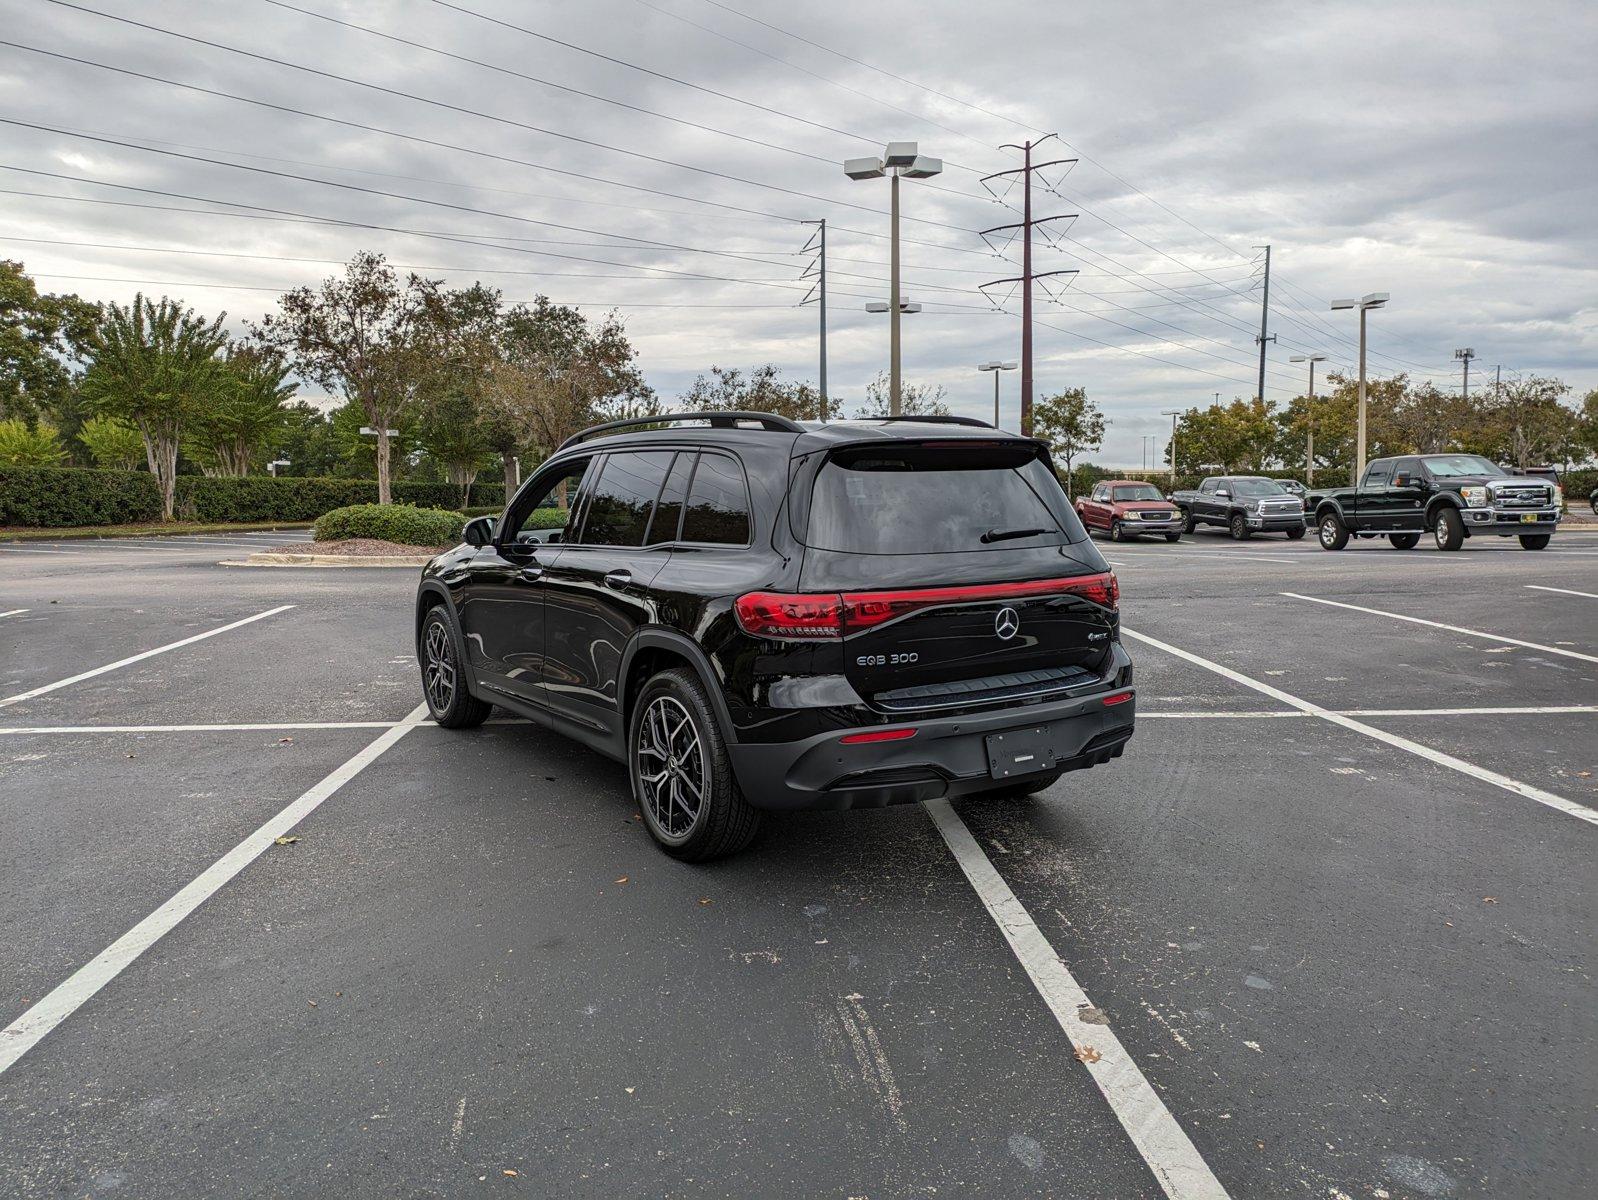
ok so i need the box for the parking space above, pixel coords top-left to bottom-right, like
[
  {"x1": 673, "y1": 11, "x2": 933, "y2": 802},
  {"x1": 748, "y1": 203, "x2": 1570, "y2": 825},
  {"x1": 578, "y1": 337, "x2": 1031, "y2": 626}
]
[{"x1": 1, "y1": 529, "x2": 1593, "y2": 1198}]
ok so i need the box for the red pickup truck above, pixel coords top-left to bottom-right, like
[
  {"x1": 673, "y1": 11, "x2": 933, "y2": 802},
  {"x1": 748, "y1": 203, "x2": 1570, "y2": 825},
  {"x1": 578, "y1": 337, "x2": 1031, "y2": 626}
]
[{"x1": 1075, "y1": 479, "x2": 1184, "y2": 542}]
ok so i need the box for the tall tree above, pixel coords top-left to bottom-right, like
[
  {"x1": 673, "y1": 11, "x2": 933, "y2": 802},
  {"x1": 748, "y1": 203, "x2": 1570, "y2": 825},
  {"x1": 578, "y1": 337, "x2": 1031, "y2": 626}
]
[
  {"x1": 0, "y1": 261, "x2": 98, "y2": 439},
  {"x1": 1033, "y1": 387, "x2": 1104, "y2": 496},
  {"x1": 417, "y1": 386, "x2": 495, "y2": 505},
  {"x1": 256, "y1": 252, "x2": 433, "y2": 503},
  {"x1": 1473, "y1": 374, "x2": 1575, "y2": 467},
  {"x1": 77, "y1": 415, "x2": 146, "y2": 470},
  {"x1": 184, "y1": 342, "x2": 294, "y2": 476},
  {"x1": 851, "y1": 370, "x2": 949, "y2": 419},
  {"x1": 80, "y1": 294, "x2": 227, "y2": 519},
  {"x1": 683, "y1": 365, "x2": 821, "y2": 420}
]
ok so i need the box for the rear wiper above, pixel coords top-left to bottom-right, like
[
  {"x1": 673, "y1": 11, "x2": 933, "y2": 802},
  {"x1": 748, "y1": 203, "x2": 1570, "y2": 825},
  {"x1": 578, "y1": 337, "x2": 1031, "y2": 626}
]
[{"x1": 980, "y1": 526, "x2": 1048, "y2": 544}]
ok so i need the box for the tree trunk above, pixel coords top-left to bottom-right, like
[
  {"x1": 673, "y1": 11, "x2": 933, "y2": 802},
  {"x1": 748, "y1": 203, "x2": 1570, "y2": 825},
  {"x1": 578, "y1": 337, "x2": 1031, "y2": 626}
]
[
  {"x1": 503, "y1": 452, "x2": 518, "y2": 497},
  {"x1": 375, "y1": 427, "x2": 392, "y2": 504},
  {"x1": 155, "y1": 436, "x2": 178, "y2": 521}
]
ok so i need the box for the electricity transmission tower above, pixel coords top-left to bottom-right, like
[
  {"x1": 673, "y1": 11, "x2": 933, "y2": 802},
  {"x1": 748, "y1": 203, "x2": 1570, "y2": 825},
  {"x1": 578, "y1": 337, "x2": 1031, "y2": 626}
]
[
  {"x1": 978, "y1": 134, "x2": 1078, "y2": 437},
  {"x1": 800, "y1": 220, "x2": 828, "y2": 420}
]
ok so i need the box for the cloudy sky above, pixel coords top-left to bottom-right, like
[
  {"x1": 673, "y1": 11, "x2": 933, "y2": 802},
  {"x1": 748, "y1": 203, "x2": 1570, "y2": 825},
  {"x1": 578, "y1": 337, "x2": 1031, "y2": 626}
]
[{"x1": 4, "y1": 0, "x2": 1595, "y2": 465}]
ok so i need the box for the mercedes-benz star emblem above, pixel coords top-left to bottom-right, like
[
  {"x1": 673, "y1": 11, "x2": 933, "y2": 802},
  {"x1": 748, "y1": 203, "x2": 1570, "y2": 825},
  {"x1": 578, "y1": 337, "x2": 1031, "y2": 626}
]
[{"x1": 994, "y1": 606, "x2": 1020, "y2": 641}]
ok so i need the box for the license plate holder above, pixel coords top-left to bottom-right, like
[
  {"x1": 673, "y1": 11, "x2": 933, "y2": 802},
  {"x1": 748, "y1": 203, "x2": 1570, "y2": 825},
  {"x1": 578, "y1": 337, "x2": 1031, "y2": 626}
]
[
  {"x1": 986, "y1": 725, "x2": 1056, "y2": 780},
  {"x1": 1520, "y1": 513, "x2": 1538, "y2": 524}
]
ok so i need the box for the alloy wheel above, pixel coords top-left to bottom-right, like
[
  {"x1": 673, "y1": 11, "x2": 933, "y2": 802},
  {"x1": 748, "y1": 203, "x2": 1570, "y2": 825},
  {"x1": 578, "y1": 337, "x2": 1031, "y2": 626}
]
[
  {"x1": 423, "y1": 620, "x2": 456, "y2": 713},
  {"x1": 636, "y1": 696, "x2": 706, "y2": 840}
]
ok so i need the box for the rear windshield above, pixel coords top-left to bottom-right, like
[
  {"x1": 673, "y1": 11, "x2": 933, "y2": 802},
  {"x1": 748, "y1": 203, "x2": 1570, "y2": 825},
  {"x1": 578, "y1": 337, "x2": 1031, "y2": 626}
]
[
  {"x1": 1112, "y1": 484, "x2": 1165, "y2": 502},
  {"x1": 804, "y1": 443, "x2": 1082, "y2": 554}
]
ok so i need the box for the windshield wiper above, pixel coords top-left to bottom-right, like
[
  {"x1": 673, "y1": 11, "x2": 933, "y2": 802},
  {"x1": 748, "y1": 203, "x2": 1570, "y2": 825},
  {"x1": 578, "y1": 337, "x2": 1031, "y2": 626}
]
[{"x1": 980, "y1": 526, "x2": 1048, "y2": 544}]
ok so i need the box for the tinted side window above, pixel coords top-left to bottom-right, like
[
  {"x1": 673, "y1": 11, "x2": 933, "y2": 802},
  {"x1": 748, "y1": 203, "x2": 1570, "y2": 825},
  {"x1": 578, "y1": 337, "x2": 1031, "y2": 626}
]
[
  {"x1": 580, "y1": 451, "x2": 674, "y2": 548},
  {"x1": 1199, "y1": 478, "x2": 1217, "y2": 494},
  {"x1": 1391, "y1": 457, "x2": 1420, "y2": 484},
  {"x1": 508, "y1": 458, "x2": 594, "y2": 544},
  {"x1": 1362, "y1": 461, "x2": 1394, "y2": 488},
  {"x1": 645, "y1": 451, "x2": 693, "y2": 544},
  {"x1": 680, "y1": 452, "x2": 751, "y2": 545}
]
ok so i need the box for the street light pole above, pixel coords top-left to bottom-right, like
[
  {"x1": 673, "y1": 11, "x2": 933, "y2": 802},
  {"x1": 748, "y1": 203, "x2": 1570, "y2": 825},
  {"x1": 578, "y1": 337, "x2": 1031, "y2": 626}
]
[
  {"x1": 1330, "y1": 293, "x2": 1388, "y2": 483},
  {"x1": 1454, "y1": 347, "x2": 1475, "y2": 402},
  {"x1": 1160, "y1": 409, "x2": 1180, "y2": 483},
  {"x1": 846, "y1": 143, "x2": 942, "y2": 416},
  {"x1": 978, "y1": 361, "x2": 1017, "y2": 429},
  {"x1": 1289, "y1": 354, "x2": 1327, "y2": 487}
]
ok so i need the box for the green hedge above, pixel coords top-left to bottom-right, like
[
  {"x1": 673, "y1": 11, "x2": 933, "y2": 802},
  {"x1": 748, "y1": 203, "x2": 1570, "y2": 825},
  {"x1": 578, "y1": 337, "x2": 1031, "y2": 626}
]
[
  {"x1": 174, "y1": 477, "x2": 505, "y2": 522},
  {"x1": 0, "y1": 465, "x2": 162, "y2": 527},
  {"x1": 313, "y1": 504, "x2": 465, "y2": 546}
]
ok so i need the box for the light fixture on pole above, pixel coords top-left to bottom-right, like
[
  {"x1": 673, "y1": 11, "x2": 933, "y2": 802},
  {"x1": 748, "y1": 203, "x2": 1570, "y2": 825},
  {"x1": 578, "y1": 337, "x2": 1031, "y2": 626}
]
[
  {"x1": 978, "y1": 360, "x2": 1017, "y2": 429},
  {"x1": 845, "y1": 141, "x2": 942, "y2": 415},
  {"x1": 1454, "y1": 347, "x2": 1475, "y2": 401},
  {"x1": 865, "y1": 298, "x2": 922, "y2": 314},
  {"x1": 1329, "y1": 293, "x2": 1388, "y2": 483},
  {"x1": 1288, "y1": 354, "x2": 1327, "y2": 487},
  {"x1": 1160, "y1": 409, "x2": 1181, "y2": 482}
]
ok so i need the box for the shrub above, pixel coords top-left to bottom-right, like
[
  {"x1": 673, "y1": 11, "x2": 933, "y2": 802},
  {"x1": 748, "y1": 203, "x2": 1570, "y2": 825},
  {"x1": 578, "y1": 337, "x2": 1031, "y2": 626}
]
[
  {"x1": 0, "y1": 419, "x2": 69, "y2": 467},
  {"x1": 525, "y1": 506, "x2": 569, "y2": 530},
  {"x1": 313, "y1": 503, "x2": 464, "y2": 546},
  {"x1": 175, "y1": 476, "x2": 505, "y2": 522},
  {"x1": 0, "y1": 465, "x2": 161, "y2": 527}
]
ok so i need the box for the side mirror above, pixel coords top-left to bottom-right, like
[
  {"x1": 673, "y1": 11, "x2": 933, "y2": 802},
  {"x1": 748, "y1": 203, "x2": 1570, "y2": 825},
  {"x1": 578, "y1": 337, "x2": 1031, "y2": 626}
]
[
  {"x1": 462, "y1": 515, "x2": 497, "y2": 547},
  {"x1": 1392, "y1": 473, "x2": 1410, "y2": 487},
  {"x1": 1215, "y1": 488, "x2": 1231, "y2": 499}
]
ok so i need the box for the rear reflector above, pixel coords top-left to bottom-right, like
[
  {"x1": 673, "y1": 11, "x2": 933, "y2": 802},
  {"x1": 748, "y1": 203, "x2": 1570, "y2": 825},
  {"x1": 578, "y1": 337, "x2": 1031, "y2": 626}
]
[
  {"x1": 839, "y1": 728, "x2": 917, "y2": 744},
  {"x1": 733, "y1": 571, "x2": 1119, "y2": 641},
  {"x1": 1103, "y1": 691, "x2": 1134, "y2": 706}
]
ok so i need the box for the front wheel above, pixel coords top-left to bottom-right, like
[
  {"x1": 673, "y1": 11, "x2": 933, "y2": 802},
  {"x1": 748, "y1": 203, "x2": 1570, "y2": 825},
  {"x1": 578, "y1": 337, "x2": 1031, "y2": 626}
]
[
  {"x1": 1180, "y1": 507, "x2": 1195, "y2": 535},
  {"x1": 1520, "y1": 533, "x2": 1551, "y2": 550},
  {"x1": 1318, "y1": 512, "x2": 1349, "y2": 550},
  {"x1": 419, "y1": 608, "x2": 492, "y2": 728},
  {"x1": 1229, "y1": 513, "x2": 1251, "y2": 540},
  {"x1": 1109, "y1": 519, "x2": 1126, "y2": 542},
  {"x1": 1389, "y1": 532, "x2": 1421, "y2": 550},
  {"x1": 1434, "y1": 507, "x2": 1465, "y2": 551},
  {"x1": 1164, "y1": 531, "x2": 1181, "y2": 543},
  {"x1": 630, "y1": 667, "x2": 759, "y2": 861}
]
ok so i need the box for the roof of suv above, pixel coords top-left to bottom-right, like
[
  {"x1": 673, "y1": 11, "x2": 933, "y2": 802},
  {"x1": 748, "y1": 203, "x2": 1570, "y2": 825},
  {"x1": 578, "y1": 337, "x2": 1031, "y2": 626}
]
[{"x1": 561, "y1": 410, "x2": 1035, "y2": 456}]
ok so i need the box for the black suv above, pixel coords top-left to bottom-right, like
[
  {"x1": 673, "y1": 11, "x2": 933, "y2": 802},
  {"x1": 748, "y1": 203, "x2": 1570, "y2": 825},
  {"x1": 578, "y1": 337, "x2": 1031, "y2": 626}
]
[{"x1": 415, "y1": 412, "x2": 1134, "y2": 860}]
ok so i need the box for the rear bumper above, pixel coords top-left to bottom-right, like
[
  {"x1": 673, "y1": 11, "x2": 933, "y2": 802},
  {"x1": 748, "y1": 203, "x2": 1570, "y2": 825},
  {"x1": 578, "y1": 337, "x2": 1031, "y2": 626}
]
[{"x1": 728, "y1": 677, "x2": 1135, "y2": 811}]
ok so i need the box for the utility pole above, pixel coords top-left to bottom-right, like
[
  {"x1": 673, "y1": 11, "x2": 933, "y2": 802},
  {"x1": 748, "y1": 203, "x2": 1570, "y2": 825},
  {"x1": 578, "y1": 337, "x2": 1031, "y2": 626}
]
[
  {"x1": 1254, "y1": 245, "x2": 1276, "y2": 404},
  {"x1": 1161, "y1": 409, "x2": 1180, "y2": 482},
  {"x1": 978, "y1": 135, "x2": 1078, "y2": 437},
  {"x1": 801, "y1": 219, "x2": 828, "y2": 419},
  {"x1": 1454, "y1": 347, "x2": 1475, "y2": 402}
]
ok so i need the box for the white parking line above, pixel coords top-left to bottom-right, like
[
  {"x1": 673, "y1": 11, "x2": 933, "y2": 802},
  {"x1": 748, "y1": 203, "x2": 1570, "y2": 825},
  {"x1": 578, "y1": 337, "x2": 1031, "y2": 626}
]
[
  {"x1": 0, "y1": 721, "x2": 400, "y2": 734},
  {"x1": 1526, "y1": 584, "x2": 1598, "y2": 600},
  {"x1": 0, "y1": 605, "x2": 295, "y2": 710},
  {"x1": 0, "y1": 545, "x2": 84, "y2": 555},
  {"x1": 0, "y1": 702, "x2": 430, "y2": 1078},
  {"x1": 0, "y1": 608, "x2": 27, "y2": 619},
  {"x1": 1123, "y1": 627, "x2": 1598, "y2": 827},
  {"x1": 1140, "y1": 705, "x2": 1598, "y2": 719},
  {"x1": 1280, "y1": 592, "x2": 1598, "y2": 665},
  {"x1": 926, "y1": 798, "x2": 1229, "y2": 1199}
]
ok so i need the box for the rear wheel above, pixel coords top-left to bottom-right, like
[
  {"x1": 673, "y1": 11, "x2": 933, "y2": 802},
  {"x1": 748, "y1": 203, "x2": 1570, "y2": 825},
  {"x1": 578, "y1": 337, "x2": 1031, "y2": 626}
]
[
  {"x1": 1318, "y1": 512, "x2": 1349, "y2": 551},
  {"x1": 1389, "y1": 532, "x2": 1421, "y2": 550},
  {"x1": 1433, "y1": 507, "x2": 1465, "y2": 551},
  {"x1": 419, "y1": 608, "x2": 492, "y2": 728},
  {"x1": 630, "y1": 667, "x2": 759, "y2": 861},
  {"x1": 1229, "y1": 512, "x2": 1251, "y2": 540},
  {"x1": 1519, "y1": 533, "x2": 1551, "y2": 550},
  {"x1": 1164, "y1": 531, "x2": 1181, "y2": 543}
]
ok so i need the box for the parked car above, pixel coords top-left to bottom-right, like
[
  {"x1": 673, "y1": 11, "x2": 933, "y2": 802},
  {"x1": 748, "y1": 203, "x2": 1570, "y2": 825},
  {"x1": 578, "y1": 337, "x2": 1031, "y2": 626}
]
[
  {"x1": 1306, "y1": 453, "x2": 1560, "y2": 551},
  {"x1": 1590, "y1": 484, "x2": 1598, "y2": 517},
  {"x1": 1075, "y1": 479, "x2": 1183, "y2": 542},
  {"x1": 415, "y1": 412, "x2": 1135, "y2": 860},
  {"x1": 1169, "y1": 476, "x2": 1308, "y2": 540}
]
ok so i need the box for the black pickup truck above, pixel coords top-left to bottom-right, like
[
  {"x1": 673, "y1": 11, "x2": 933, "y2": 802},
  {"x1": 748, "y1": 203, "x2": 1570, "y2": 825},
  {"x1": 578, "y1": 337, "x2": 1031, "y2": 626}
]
[
  {"x1": 1307, "y1": 453, "x2": 1561, "y2": 551},
  {"x1": 1169, "y1": 476, "x2": 1308, "y2": 540}
]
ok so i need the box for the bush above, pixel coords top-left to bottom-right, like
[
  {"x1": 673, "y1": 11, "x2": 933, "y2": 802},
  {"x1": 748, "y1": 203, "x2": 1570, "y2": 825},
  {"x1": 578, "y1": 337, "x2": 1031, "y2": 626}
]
[
  {"x1": 174, "y1": 477, "x2": 506, "y2": 522},
  {"x1": 0, "y1": 465, "x2": 162, "y2": 527},
  {"x1": 1562, "y1": 467, "x2": 1596, "y2": 507},
  {"x1": 313, "y1": 503, "x2": 464, "y2": 546},
  {"x1": 525, "y1": 506, "x2": 569, "y2": 530}
]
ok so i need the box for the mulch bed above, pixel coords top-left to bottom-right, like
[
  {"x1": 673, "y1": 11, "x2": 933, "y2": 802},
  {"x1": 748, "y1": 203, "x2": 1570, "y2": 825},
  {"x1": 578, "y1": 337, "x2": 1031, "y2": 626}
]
[{"x1": 274, "y1": 538, "x2": 448, "y2": 557}]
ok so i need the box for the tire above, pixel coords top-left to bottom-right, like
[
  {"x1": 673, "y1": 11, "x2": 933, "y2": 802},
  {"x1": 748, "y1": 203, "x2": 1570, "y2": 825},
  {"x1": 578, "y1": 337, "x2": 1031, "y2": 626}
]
[
  {"x1": 1389, "y1": 533, "x2": 1421, "y2": 550},
  {"x1": 1229, "y1": 512, "x2": 1251, "y2": 540},
  {"x1": 1109, "y1": 519, "x2": 1126, "y2": 542},
  {"x1": 629, "y1": 667, "x2": 759, "y2": 862},
  {"x1": 1519, "y1": 534, "x2": 1551, "y2": 550},
  {"x1": 1433, "y1": 506, "x2": 1465, "y2": 551},
  {"x1": 1164, "y1": 532, "x2": 1181, "y2": 543},
  {"x1": 419, "y1": 607, "x2": 492, "y2": 728},
  {"x1": 1180, "y1": 507, "x2": 1195, "y2": 535},
  {"x1": 1285, "y1": 525, "x2": 1307, "y2": 540},
  {"x1": 1318, "y1": 511, "x2": 1349, "y2": 551}
]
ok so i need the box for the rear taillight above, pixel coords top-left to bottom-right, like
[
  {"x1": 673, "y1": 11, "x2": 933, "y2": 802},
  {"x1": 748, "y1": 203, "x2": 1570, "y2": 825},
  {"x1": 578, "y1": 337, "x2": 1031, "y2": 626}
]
[
  {"x1": 734, "y1": 571, "x2": 1118, "y2": 642},
  {"x1": 1102, "y1": 690, "x2": 1134, "y2": 706}
]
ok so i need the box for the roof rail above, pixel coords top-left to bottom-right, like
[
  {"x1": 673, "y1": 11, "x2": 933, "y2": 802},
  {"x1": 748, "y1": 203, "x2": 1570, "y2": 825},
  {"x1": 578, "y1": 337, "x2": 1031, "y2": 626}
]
[
  {"x1": 875, "y1": 414, "x2": 993, "y2": 429},
  {"x1": 558, "y1": 410, "x2": 806, "y2": 450}
]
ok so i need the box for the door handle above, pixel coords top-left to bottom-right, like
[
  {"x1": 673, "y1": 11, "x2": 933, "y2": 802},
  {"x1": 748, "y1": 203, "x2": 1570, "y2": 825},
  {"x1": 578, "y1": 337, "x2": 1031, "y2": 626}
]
[
  {"x1": 518, "y1": 564, "x2": 544, "y2": 582},
  {"x1": 603, "y1": 568, "x2": 632, "y2": 589}
]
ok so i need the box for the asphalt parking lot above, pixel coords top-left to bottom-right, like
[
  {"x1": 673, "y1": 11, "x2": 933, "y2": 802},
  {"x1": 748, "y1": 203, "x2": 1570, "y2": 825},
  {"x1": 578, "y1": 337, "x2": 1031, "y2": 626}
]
[{"x1": 1, "y1": 526, "x2": 1594, "y2": 1199}]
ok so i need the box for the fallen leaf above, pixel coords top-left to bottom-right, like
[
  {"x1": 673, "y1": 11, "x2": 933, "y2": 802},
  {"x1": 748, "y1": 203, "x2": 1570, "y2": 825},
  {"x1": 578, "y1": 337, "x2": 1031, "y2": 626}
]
[
  {"x1": 307, "y1": 1000, "x2": 317, "y2": 1007},
  {"x1": 614, "y1": 875, "x2": 629, "y2": 885},
  {"x1": 503, "y1": 1168, "x2": 518, "y2": 1177},
  {"x1": 274, "y1": 835, "x2": 299, "y2": 846},
  {"x1": 1482, "y1": 896, "x2": 1497, "y2": 904},
  {"x1": 698, "y1": 897, "x2": 713, "y2": 906},
  {"x1": 624, "y1": 1086, "x2": 635, "y2": 1095},
  {"x1": 1577, "y1": 771, "x2": 1591, "y2": 778},
  {"x1": 278, "y1": 737, "x2": 293, "y2": 745},
  {"x1": 1074, "y1": 1045, "x2": 1102, "y2": 1064}
]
